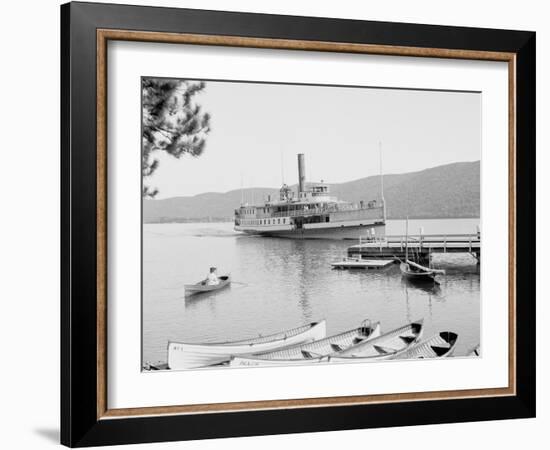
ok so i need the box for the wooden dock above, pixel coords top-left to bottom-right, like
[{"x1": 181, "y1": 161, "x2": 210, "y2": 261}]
[
  {"x1": 331, "y1": 258, "x2": 395, "y2": 270},
  {"x1": 347, "y1": 233, "x2": 480, "y2": 263}
]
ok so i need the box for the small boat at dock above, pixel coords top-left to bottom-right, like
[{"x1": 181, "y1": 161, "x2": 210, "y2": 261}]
[
  {"x1": 391, "y1": 331, "x2": 458, "y2": 359},
  {"x1": 230, "y1": 320, "x2": 381, "y2": 367},
  {"x1": 184, "y1": 275, "x2": 231, "y2": 295},
  {"x1": 399, "y1": 218, "x2": 445, "y2": 282},
  {"x1": 168, "y1": 320, "x2": 327, "y2": 369},
  {"x1": 400, "y1": 260, "x2": 445, "y2": 281}
]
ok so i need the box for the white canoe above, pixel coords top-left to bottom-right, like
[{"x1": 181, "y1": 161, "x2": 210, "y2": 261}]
[
  {"x1": 230, "y1": 321, "x2": 381, "y2": 367},
  {"x1": 184, "y1": 275, "x2": 231, "y2": 294},
  {"x1": 327, "y1": 320, "x2": 424, "y2": 363},
  {"x1": 168, "y1": 320, "x2": 327, "y2": 369},
  {"x1": 391, "y1": 331, "x2": 458, "y2": 359}
]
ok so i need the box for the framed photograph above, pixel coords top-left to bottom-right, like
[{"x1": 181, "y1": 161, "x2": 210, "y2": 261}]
[{"x1": 61, "y1": 1, "x2": 535, "y2": 447}]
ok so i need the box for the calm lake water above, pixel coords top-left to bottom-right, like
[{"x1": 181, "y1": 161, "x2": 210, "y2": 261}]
[{"x1": 142, "y1": 218, "x2": 480, "y2": 366}]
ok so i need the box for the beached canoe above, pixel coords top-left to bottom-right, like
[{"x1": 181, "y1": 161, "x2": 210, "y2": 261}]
[
  {"x1": 184, "y1": 275, "x2": 231, "y2": 295},
  {"x1": 327, "y1": 320, "x2": 424, "y2": 362},
  {"x1": 168, "y1": 320, "x2": 327, "y2": 369},
  {"x1": 391, "y1": 331, "x2": 458, "y2": 359},
  {"x1": 230, "y1": 320, "x2": 381, "y2": 367}
]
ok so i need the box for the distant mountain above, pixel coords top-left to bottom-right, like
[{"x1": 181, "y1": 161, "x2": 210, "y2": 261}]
[{"x1": 143, "y1": 161, "x2": 480, "y2": 223}]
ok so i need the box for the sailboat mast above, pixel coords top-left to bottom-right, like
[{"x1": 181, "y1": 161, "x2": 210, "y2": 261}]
[
  {"x1": 405, "y1": 216, "x2": 409, "y2": 261},
  {"x1": 379, "y1": 141, "x2": 386, "y2": 222}
]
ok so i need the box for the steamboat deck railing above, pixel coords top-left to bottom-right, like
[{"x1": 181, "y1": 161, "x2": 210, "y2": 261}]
[
  {"x1": 241, "y1": 204, "x2": 383, "y2": 219},
  {"x1": 265, "y1": 208, "x2": 333, "y2": 218}
]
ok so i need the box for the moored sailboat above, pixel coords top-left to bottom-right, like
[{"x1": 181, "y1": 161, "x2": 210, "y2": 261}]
[
  {"x1": 400, "y1": 260, "x2": 444, "y2": 281},
  {"x1": 400, "y1": 218, "x2": 445, "y2": 281}
]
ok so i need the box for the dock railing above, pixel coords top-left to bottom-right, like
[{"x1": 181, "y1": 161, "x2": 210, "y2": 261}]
[{"x1": 357, "y1": 233, "x2": 480, "y2": 253}]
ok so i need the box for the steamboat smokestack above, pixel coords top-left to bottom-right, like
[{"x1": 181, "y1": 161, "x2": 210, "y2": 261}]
[{"x1": 297, "y1": 153, "x2": 306, "y2": 193}]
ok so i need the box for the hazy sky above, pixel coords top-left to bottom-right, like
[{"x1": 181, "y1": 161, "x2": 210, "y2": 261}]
[{"x1": 146, "y1": 80, "x2": 480, "y2": 199}]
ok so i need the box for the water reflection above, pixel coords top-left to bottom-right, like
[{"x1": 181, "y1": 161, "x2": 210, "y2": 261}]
[{"x1": 401, "y1": 278, "x2": 442, "y2": 296}]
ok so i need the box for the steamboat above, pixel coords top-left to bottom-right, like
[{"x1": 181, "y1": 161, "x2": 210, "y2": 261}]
[{"x1": 234, "y1": 154, "x2": 386, "y2": 239}]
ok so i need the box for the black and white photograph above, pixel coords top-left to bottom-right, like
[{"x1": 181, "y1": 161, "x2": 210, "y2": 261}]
[{"x1": 141, "y1": 77, "x2": 481, "y2": 371}]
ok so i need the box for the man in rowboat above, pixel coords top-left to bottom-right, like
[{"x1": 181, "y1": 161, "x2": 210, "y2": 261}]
[{"x1": 205, "y1": 267, "x2": 220, "y2": 285}]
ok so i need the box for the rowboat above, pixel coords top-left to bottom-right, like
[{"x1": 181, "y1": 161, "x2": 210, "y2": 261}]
[
  {"x1": 391, "y1": 331, "x2": 458, "y2": 359},
  {"x1": 184, "y1": 275, "x2": 231, "y2": 295},
  {"x1": 327, "y1": 320, "x2": 424, "y2": 362},
  {"x1": 168, "y1": 320, "x2": 327, "y2": 369},
  {"x1": 230, "y1": 320, "x2": 381, "y2": 367}
]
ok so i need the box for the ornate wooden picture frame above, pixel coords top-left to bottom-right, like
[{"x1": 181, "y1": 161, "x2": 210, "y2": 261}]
[{"x1": 61, "y1": 2, "x2": 535, "y2": 447}]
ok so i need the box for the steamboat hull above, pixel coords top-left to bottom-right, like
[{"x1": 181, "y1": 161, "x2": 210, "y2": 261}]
[{"x1": 236, "y1": 222, "x2": 385, "y2": 240}]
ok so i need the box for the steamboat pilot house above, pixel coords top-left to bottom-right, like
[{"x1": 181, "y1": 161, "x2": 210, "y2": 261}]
[{"x1": 234, "y1": 154, "x2": 386, "y2": 239}]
